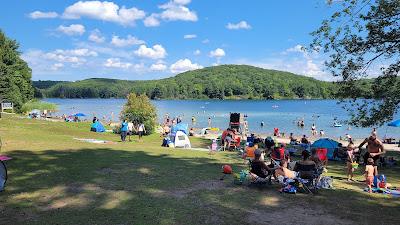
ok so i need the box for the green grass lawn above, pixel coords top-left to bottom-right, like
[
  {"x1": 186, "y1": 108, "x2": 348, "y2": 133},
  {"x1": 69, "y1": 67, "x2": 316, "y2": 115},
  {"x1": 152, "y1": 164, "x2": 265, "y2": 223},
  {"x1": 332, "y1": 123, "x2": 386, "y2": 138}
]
[{"x1": 0, "y1": 114, "x2": 399, "y2": 225}]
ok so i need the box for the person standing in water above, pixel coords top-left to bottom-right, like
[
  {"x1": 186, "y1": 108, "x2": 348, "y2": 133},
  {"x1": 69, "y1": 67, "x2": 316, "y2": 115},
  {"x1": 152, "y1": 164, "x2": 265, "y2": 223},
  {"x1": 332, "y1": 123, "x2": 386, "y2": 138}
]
[
  {"x1": 261, "y1": 121, "x2": 264, "y2": 127},
  {"x1": 208, "y1": 117, "x2": 212, "y2": 127},
  {"x1": 311, "y1": 123, "x2": 317, "y2": 136}
]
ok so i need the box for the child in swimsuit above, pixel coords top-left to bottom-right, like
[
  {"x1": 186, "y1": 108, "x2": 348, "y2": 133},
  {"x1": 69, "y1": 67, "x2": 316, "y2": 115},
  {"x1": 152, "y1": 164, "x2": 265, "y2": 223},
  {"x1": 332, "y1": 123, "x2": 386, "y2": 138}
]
[
  {"x1": 346, "y1": 143, "x2": 356, "y2": 181},
  {"x1": 365, "y1": 158, "x2": 375, "y2": 193}
]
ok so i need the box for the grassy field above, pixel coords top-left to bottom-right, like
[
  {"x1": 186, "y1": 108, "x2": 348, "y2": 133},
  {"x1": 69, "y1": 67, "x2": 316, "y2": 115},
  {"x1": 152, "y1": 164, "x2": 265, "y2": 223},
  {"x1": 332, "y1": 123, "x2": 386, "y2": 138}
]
[{"x1": 0, "y1": 114, "x2": 399, "y2": 225}]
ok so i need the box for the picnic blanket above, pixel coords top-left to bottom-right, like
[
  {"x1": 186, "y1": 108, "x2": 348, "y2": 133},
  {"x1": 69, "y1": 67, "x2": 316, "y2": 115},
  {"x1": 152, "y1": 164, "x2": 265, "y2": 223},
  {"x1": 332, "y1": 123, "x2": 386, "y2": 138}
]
[
  {"x1": 73, "y1": 138, "x2": 113, "y2": 144},
  {"x1": 363, "y1": 187, "x2": 400, "y2": 197}
]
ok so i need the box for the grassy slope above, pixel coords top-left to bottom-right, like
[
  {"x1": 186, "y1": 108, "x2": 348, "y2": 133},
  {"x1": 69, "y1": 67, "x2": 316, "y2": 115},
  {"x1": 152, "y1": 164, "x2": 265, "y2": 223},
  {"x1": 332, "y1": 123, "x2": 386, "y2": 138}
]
[{"x1": 0, "y1": 115, "x2": 399, "y2": 225}]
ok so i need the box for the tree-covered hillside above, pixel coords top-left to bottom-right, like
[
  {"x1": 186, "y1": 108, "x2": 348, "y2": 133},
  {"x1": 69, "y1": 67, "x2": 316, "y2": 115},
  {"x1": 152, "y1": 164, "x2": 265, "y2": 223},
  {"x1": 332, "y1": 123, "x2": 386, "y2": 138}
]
[{"x1": 35, "y1": 65, "x2": 336, "y2": 99}]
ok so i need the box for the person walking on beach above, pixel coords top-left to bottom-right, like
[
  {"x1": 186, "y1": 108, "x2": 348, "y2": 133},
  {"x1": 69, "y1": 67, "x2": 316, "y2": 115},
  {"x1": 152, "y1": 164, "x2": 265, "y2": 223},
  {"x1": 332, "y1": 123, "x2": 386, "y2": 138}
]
[
  {"x1": 120, "y1": 119, "x2": 128, "y2": 142},
  {"x1": 358, "y1": 135, "x2": 385, "y2": 175},
  {"x1": 128, "y1": 121, "x2": 134, "y2": 142},
  {"x1": 138, "y1": 123, "x2": 146, "y2": 142}
]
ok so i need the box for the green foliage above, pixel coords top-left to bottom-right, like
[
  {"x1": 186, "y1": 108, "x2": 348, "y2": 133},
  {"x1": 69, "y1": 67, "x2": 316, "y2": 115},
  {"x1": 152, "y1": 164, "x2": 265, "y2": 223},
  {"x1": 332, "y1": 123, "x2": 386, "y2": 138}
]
[
  {"x1": 311, "y1": 0, "x2": 400, "y2": 127},
  {"x1": 0, "y1": 29, "x2": 33, "y2": 111},
  {"x1": 121, "y1": 93, "x2": 157, "y2": 135},
  {"x1": 21, "y1": 99, "x2": 58, "y2": 113},
  {"x1": 36, "y1": 65, "x2": 336, "y2": 100}
]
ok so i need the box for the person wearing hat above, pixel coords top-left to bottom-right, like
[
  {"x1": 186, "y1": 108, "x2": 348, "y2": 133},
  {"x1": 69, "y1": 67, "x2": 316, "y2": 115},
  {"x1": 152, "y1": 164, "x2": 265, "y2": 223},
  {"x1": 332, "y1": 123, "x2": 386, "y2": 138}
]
[{"x1": 250, "y1": 149, "x2": 271, "y2": 178}]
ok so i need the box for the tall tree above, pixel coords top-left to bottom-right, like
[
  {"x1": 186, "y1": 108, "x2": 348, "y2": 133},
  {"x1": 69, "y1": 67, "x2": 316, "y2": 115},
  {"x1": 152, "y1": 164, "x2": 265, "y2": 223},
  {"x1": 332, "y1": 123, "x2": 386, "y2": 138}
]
[
  {"x1": 0, "y1": 30, "x2": 33, "y2": 111},
  {"x1": 311, "y1": 0, "x2": 400, "y2": 127}
]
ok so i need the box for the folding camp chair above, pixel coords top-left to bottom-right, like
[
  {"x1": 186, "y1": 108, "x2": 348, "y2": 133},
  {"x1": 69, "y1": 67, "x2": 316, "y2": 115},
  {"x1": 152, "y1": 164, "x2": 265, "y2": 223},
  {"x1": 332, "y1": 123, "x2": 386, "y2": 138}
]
[
  {"x1": 247, "y1": 158, "x2": 273, "y2": 186},
  {"x1": 295, "y1": 168, "x2": 323, "y2": 194},
  {"x1": 0, "y1": 160, "x2": 7, "y2": 192}
]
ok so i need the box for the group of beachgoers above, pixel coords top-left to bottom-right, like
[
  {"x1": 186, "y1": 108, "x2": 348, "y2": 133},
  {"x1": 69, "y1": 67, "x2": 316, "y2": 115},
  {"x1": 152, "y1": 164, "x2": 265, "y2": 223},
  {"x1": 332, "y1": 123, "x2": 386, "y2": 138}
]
[
  {"x1": 240, "y1": 128, "x2": 387, "y2": 193},
  {"x1": 119, "y1": 119, "x2": 146, "y2": 142}
]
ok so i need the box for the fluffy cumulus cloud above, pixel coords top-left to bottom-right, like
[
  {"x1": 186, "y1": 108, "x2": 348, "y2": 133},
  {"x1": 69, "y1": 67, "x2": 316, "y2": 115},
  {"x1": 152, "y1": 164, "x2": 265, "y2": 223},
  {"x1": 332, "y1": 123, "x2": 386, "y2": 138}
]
[
  {"x1": 88, "y1": 29, "x2": 105, "y2": 43},
  {"x1": 170, "y1": 58, "x2": 202, "y2": 73},
  {"x1": 104, "y1": 58, "x2": 132, "y2": 69},
  {"x1": 53, "y1": 48, "x2": 98, "y2": 57},
  {"x1": 63, "y1": 1, "x2": 145, "y2": 26},
  {"x1": 226, "y1": 21, "x2": 251, "y2": 30},
  {"x1": 184, "y1": 34, "x2": 197, "y2": 39},
  {"x1": 193, "y1": 49, "x2": 201, "y2": 55},
  {"x1": 143, "y1": 13, "x2": 160, "y2": 27},
  {"x1": 209, "y1": 48, "x2": 226, "y2": 58},
  {"x1": 51, "y1": 63, "x2": 64, "y2": 71},
  {"x1": 111, "y1": 35, "x2": 145, "y2": 47},
  {"x1": 150, "y1": 62, "x2": 167, "y2": 71},
  {"x1": 158, "y1": 0, "x2": 197, "y2": 22},
  {"x1": 134, "y1": 44, "x2": 167, "y2": 59},
  {"x1": 285, "y1": 44, "x2": 305, "y2": 53},
  {"x1": 29, "y1": 11, "x2": 58, "y2": 19},
  {"x1": 57, "y1": 24, "x2": 85, "y2": 36}
]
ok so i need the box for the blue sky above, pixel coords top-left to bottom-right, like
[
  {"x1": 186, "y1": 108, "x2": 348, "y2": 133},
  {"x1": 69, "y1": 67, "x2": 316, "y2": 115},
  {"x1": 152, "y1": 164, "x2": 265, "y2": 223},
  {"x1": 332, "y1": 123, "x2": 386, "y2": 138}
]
[{"x1": 0, "y1": 0, "x2": 339, "y2": 81}]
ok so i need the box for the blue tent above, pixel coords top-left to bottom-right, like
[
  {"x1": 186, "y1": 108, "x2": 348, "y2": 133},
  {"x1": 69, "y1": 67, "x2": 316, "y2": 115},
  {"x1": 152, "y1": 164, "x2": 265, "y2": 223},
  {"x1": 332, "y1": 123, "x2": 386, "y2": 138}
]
[
  {"x1": 311, "y1": 138, "x2": 340, "y2": 160},
  {"x1": 90, "y1": 121, "x2": 105, "y2": 132},
  {"x1": 74, "y1": 113, "x2": 87, "y2": 117},
  {"x1": 388, "y1": 119, "x2": 400, "y2": 127},
  {"x1": 171, "y1": 123, "x2": 189, "y2": 135}
]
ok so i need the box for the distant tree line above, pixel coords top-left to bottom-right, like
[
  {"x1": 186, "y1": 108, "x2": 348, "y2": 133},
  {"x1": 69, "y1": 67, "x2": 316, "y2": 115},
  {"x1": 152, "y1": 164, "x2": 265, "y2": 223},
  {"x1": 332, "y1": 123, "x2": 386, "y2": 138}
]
[{"x1": 35, "y1": 65, "x2": 338, "y2": 100}]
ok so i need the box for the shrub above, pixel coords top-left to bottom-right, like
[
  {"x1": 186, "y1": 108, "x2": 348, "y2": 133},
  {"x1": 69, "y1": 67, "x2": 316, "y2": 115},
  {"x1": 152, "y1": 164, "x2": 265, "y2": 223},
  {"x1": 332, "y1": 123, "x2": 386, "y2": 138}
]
[{"x1": 120, "y1": 93, "x2": 157, "y2": 135}]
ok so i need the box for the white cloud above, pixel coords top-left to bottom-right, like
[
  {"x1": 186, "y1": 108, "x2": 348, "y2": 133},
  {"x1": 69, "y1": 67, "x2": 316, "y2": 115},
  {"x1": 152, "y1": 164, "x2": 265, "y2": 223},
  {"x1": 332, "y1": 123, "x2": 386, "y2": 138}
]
[
  {"x1": 51, "y1": 63, "x2": 64, "y2": 71},
  {"x1": 159, "y1": 1, "x2": 197, "y2": 22},
  {"x1": 57, "y1": 24, "x2": 85, "y2": 36},
  {"x1": 144, "y1": 14, "x2": 160, "y2": 27},
  {"x1": 53, "y1": 48, "x2": 98, "y2": 57},
  {"x1": 184, "y1": 34, "x2": 197, "y2": 39},
  {"x1": 150, "y1": 63, "x2": 167, "y2": 71},
  {"x1": 209, "y1": 48, "x2": 226, "y2": 58},
  {"x1": 226, "y1": 21, "x2": 251, "y2": 30},
  {"x1": 29, "y1": 11, "x2": 58, "y2": 19},
  {"x1": 111, "y1": 35, "x2": 145, "y2": 47},
  {"x1": 104, "y1": 58, "x2": 132, "y2": 69},
  {"x1": 173, "y1": 0, "x2": 191, "y2": 5},
  {"x1": 63, "y1": 1, "x2": 145, "y2": 26},
  {"x1": 286, "y1": 44, "x2": 305, "y2": 53},
  {"x1": 193, "y1": 49, "x2": 201, "y2": 55},
  {"x1": 88, "y1": 29, "x2": 105, "y2": 43},
  {"x1": 170, "y1": 58, "x2": 202, "y2": 73},
  {"x1": 202, "y1": 39, "x2": 210, "y2": 44},
  {"x1": 134, "y1": 44, "x2": 167, "y2": 59}
]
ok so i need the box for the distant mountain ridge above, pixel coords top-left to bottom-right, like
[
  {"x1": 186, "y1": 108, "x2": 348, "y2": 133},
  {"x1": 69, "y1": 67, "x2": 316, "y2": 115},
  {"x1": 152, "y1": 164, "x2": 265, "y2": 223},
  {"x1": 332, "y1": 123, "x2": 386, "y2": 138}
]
[{"x1": 33, "y1": 64, "x2": 336, "y2": 99}]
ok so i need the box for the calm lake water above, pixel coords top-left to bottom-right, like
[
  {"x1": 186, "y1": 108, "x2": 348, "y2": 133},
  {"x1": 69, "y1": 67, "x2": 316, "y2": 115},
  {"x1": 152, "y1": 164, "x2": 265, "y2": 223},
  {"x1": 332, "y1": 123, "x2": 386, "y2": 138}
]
[{"x1": 44, "y1": 98, "x2": 400, "y2": 139}]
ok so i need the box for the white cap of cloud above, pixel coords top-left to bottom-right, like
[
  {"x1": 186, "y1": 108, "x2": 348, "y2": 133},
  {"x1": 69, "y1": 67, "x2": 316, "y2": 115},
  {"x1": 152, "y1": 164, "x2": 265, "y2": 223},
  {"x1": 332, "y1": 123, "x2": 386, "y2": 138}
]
[
  {"x1": 193, "y1": 49, "x2": 201, "y2": 55},
  {"x1": 57, "y1": 24, "x2": 85, "y2": 36},
  {"x1": 88, "y1": 29, "x2": 105, "y2": 43},
  {"x1": 51, "y1": 63, "x2": 64, "y2": 71},
  {"x1": 150, "y1": 63, "x2": 167, "y2": 71},
  {"x1": 63, "y1": 1, "x2": 145, "y2": 26},
  {"x1": 29, "y1": 11, "x2": 58, "y2": 19},
  {"x1": 209, "y1": 48, "x2": 225, "y2": 58},
  {"x1": 184, "y1": 34, "x2": 197, "y2": 39},
  {"x1": 173, "y1": 0, "x2": 191, "y2": 5},
  {"x1": 53, "y1": 48, "x2": 98, "y2": 57},
  {"x1": 134, "y1": 44, "x2": 167, "y2": 59},
  {"x1": 144, "y1": 14, "x2": 160, "y2": 27},
  {"x1": 159, "y1": 0, "x2": 197, "y2": 22},
  {"x1": 111, "y1": 35, "x2": 145, "y2": 47},
  {"x1": 226, "y1": 21, "x2": 251, "y2": 30},
  {"x1": 104, "y1": 58, "x2": 132, "y2": 69},
  {"x1": 170, "y1": 59, "x2": 202, "y2": 73}
]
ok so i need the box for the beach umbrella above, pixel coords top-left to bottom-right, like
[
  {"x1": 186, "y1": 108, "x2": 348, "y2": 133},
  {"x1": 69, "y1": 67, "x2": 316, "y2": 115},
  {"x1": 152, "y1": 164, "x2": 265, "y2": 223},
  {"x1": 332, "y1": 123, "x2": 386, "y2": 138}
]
[
  {"x1": 388, "y1": 119, "x2": 400, "y2": 127},
  {"x1": 73, "y1": 113, "x2": 87, "y2": 117}
]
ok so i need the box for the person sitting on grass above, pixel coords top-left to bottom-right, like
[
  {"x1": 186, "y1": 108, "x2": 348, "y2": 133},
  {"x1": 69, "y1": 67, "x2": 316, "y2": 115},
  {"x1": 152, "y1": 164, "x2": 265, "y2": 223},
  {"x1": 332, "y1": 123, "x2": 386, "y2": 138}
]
[
  {"x1": 365, "y1": 158, "x2": 376, "y2": 193},
  {"x1": 250, "y1": 149, "x2": 271, "y2": 179},
  {"x1": 294, "y1": 150, "x2": 316, "y2": 180},
  {"x1": 275, "y1": 159, "x2": 296, "y2": 179},
  {"x1": 289, "y1": 133, "x2": 298, "y2": 145}
]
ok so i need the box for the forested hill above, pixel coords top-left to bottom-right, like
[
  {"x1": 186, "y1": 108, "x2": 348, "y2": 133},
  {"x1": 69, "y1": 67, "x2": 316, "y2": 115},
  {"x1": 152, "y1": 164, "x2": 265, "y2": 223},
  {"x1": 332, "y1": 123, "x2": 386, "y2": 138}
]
[{"x1": 34, "y1": 65, "x2": 336, "y2": 99}]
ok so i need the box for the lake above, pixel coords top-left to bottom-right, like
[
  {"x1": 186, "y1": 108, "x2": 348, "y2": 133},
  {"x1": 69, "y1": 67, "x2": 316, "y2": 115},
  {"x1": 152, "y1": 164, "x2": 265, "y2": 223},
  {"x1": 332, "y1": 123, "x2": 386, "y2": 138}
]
[{"x1": 44, "y1": 98, "x2": 400, "y2": 139}]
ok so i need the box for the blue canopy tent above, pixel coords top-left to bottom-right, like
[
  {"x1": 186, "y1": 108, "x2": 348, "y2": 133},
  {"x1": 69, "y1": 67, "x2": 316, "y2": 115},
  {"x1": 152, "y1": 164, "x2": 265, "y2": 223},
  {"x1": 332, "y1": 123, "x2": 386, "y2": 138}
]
[
  {"x1": 74, "y1": 113, "x2": 87, "y2": 117},
  {"x1": 311, "y1": 138, "x2": 340, "y2": 160}
]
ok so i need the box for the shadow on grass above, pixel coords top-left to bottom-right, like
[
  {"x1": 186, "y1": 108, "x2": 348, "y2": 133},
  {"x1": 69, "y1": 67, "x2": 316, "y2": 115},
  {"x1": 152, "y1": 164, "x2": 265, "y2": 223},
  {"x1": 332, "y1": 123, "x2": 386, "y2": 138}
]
[{"x1": 0, "y1": 148, "x2": 399, "y2": 225}]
